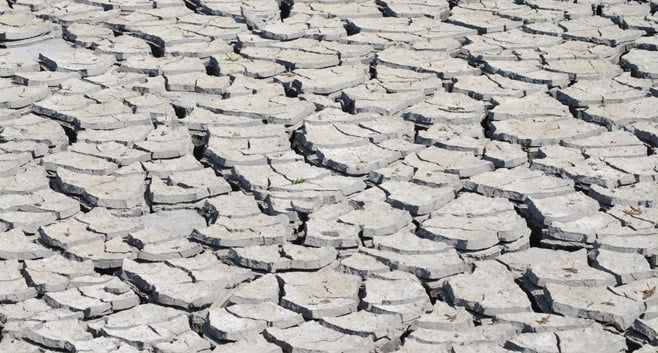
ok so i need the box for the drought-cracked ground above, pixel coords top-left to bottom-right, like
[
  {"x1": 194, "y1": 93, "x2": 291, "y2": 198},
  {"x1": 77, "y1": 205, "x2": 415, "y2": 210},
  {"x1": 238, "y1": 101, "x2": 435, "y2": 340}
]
[{"x1": 0, "y1": 0, "x2": 657, "y2": 351}]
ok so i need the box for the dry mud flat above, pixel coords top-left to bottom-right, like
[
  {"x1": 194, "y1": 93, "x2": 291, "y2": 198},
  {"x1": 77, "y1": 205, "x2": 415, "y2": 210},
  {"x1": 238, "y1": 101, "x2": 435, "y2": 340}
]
[{"x1": 0, "y1": 0, "x2": 657, "y2": 351}]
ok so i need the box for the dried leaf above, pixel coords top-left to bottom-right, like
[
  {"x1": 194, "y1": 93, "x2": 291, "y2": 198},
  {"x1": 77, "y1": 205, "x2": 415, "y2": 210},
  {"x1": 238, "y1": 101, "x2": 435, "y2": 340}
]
[
  {"x1": 444, "y1": 314, "x2": 457, "y2": 322},
  {"x1": 536, "y1": 316, "x2": 550, "y2": 324},
  {"x1": 562, "y1": 264, "x2": 578, "y2": 274},
  {"x1": 623, "y1": 206, "x2": 643, "y2": 216},
  {"x1": 642, "y1": 286, "x2": 656, "y2": 300}
]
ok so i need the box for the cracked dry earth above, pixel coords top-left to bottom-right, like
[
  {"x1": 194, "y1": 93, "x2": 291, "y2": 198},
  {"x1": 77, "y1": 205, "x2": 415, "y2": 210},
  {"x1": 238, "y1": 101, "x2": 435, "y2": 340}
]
[{"x1": 0, "y1": 0, "x2": 657, "y2": 352}]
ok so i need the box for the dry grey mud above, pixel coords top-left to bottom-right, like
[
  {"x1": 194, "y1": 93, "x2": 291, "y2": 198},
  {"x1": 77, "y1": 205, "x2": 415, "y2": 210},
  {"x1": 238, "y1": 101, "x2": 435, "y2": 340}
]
[{"x1": 0, "y1": 0, "x2": 656, "y2": 352}]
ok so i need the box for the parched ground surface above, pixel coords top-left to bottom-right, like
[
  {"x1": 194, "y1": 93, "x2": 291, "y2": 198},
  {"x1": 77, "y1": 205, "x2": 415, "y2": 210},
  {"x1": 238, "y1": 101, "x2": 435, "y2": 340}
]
[{"x1": 0, "y1": 0, "x2": 657, "y2": 352}]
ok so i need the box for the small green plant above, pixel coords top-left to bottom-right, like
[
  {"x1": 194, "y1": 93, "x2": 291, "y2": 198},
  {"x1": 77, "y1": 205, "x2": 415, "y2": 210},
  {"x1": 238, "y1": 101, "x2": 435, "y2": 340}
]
[
  {"x1": 225, "y1": 53, "x2": 240, "y2": 62},
  {"x1": 284, "y1": 66, "x2": 295, "y2": 77},
  {"x1": 291, "y1": 178, "x2": 306, "y2": 184}
]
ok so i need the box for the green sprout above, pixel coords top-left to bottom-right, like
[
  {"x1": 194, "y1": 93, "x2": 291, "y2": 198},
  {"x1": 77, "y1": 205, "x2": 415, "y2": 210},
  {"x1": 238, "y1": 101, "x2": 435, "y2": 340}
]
[{"x1": 224, "y1": 53, "x2": 240, "y2": 62}]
